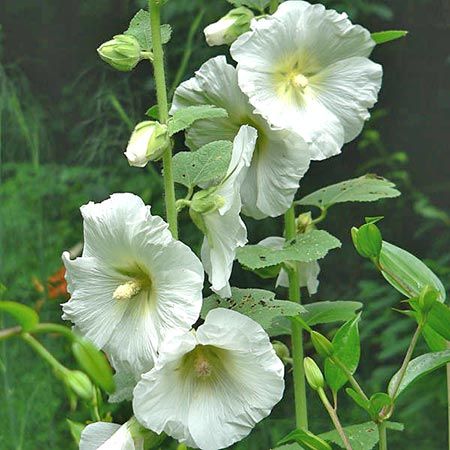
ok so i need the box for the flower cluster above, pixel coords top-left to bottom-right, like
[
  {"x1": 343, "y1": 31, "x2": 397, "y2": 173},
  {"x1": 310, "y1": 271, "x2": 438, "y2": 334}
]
[{"x1": 66, "y1": 1, "x2": 383, "y2": 449}]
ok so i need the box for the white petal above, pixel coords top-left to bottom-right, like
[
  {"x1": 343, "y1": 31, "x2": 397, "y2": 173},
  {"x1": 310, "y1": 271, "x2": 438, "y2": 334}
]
[{"x1": 80, "y1": 422, "x2": 135, "y2": 450}]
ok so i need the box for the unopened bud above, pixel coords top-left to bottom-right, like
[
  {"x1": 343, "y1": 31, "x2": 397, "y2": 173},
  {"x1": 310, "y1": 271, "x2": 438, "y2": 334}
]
[
  {"x1": 190, "y1": 188, "x2": 225, "y2": 215},
  {"x1": 351, "y1": 223, "x2": 382, "y2": 259},
  {"x1": 296, "y1": 212, "x2": 314, "y2": 234},
  {"x1": 204, "y1": 7, "x2": 254, "y2": 47},
  {"x1": 125, "y1": 121, "x2": 169, "y2": 167},
  {"x1": 272, "y1": 340, "x2": 290, "y2": 363},
  {"x1": 418, "y1": 285, "x2": 439, "y2": 314},
  {"x1": 304, "y1": 357, "x2": 325, "y2": 391},
  {"x1": 97, "y1": 34, "x2": 141, "y2": 72},
  {"x1": 64, "y1": 370, "x2": 94, "y2": 400},
  {"x1": 310, "y1": 331, "x2": 334, "y2": 358}
]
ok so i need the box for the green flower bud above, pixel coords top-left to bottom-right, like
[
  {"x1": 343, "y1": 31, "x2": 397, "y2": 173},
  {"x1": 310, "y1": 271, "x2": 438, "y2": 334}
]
[
  {"x1": 272, "y1": 340, "x2": 291, "y2": 363},
  {"x1": 418, "y1": 285, "x2": 439, "y2": 314},
  {"x1": 64, "y1": 370, "x2": 94, "y2": 400},
  {"x1": 125, "y1": 121, "x2": 169, "y2": 167},
  {"x1": 304, "y1": 357, "x2": 325, "y2": 391},
  {"x1": 97, "y1": 34, "x2": 142, "y2": 72},
  {"x1": 296, "y1": 211, "x2": 314, "y2": 234},
  {"x1": 351, "y1": 223, "x2": 382, "y2": 259},
  {"x1": 203, "y1": 7, "x2": 254, "y2": 46},
  {"x1": 310, "y1": 331, "x2": 334, "y2": 358},
  {"x1": 190, "y1": 188, "x2": 225, "y2": 215}
]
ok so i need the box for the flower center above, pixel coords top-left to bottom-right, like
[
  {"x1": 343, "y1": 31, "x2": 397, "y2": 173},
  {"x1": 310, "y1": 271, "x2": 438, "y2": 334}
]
[
  {"x1": 113, "y1": 279, "x2": 143, "y2": 301},
  {"x1": 179, "y1": 344, "x2": 229, "y2": 381},
  {"x1": 291, "y1": 73, "x2": 309, "y2": 90},
  {"x1": 194, "y1": 354, "x2": 212, "y2": 378}
]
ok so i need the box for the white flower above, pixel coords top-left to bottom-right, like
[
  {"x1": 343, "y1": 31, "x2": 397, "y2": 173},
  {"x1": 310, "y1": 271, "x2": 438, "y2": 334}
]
[
  {"x1": 133, "y1": 308, "x2": 285, "y2": 450},
  {"x1": 124, "y1": 121, "x2": 169, "y2": 167},
  {"x1": 80, "y1": 419, "x2": 142, "y2": 450},
  {"x1": 259, "y1": 236, "x2": 320, "y2": 295},
  {"x1": 171, "y1": 55, "x2": 310, "y2": 219},
  {"x1": 230, "y1": 0, "x2": 383, "y2": 160},
  {"x1": 62, "y1": 193, "x2": 204, "y2": 375},
  {"x1": 193, "y1": 125, "x2": 256, "y2": 297}
]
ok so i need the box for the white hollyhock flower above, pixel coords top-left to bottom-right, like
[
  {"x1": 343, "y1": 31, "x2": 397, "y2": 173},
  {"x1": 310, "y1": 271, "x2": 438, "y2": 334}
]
[
  {"x1": 192, "y1": 125, "x2": 257, "y2": 297},
  {"x1": 133, "y1": 308, "x2": 285, "y2": 450},
  {"x1": 259, "y1": 236, "x2": 320, "y2": 295},
  {"x1": 171, "y1": 56, "x2": 310, "y2": 219},
  {"x1": 230, "y1": 0, "x2": 383, "y2": 160},
  {"x1": 80, "y1": 419, "x2": 142, "y2": 450},
  {"x1": 62, "y1": 193, "x2": 204, "y2": 374}
]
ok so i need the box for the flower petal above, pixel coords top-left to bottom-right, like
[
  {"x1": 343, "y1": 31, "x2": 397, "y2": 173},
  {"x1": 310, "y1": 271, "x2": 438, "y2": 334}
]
[{"x1": 80, "y1": 422, "x2": 136, "y2": 450}]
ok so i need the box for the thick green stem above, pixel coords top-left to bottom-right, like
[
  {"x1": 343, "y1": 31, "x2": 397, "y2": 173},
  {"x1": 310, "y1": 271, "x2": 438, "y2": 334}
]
[
  {"x1": 285, "y1": 205, "x2": 308, "y2": 429},
  {"x1": 377, "y1": 422, "x2": 387, "y2": 450},
  {"x1": 149, "y1": 0, "x2": 178, "y2": 238}
]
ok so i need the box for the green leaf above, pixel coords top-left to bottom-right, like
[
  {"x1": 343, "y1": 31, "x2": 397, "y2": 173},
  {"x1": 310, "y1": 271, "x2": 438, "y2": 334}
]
[
  {"x1": 237, "y1": 230, "x2": 341, "y2": 270},
  {"x1": 228, "y1": 0, "x2": 271, "y2": 12},
  {"x1": 371, "y1": 30, "x2": 408, "y2": 45},
  {"x1": 278, "y1": 428, "x2": 331, "y2": 450},
  {"x1": 325, "y1": 316, "x2": 360, "y2": 392},
  {"x1": 422, "y1": 324, "x2": 447, "y2": 352},
  {"x1": 301, "y1": 301, "x2": 362, "y2": 326},
  {"x1": 346, "y1": 388, "x2": 370, "y2": 412},
  {"x1": 319, "y1": 422, "x2": 403, "y2": 450},
  {"x1": 426, "y1": 301, "x2": 450, "y2": 340},
  {"x1": 66, "y1": 419, "x2": 84, "y2": 445},
  {"x1": 368, "y1": 392, "x2": 392, "y2": 417},
  {"x1": 379, "y1": 241, "x2": 446, "y2": 300},
  {"x1": 145, "y1": 105, "x2": 159, "y2": 119},
  {"x1": 388, "y1": 349, "x2": 450, "y2": 399},
  {"x1": 168, "y1": 105, "x2": 228, "y2": 136},
  {"x1": 201, "y1": 288, "x2": 305, "y2": 336},
  {"x1": 125, "y1": 10, "x2": 172, "y2": 51},
  {"x1": 0, "y1": 301, "x2": 39, "y2": 331},
  {"x1": 172, "y1": 140, "x2": 232, "y2": 188},
  {"x1": 297, "y1": 175, "x2": 400, "y2": 210},
  {"x1": 72, "y1": 338, "x2": 115, "y2": 393}
]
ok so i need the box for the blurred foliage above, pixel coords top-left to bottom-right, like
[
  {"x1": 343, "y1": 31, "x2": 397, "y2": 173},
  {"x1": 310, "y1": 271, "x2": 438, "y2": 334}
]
[{"x1": 0, "y1": 0, "x2": 449, "y2": 449}]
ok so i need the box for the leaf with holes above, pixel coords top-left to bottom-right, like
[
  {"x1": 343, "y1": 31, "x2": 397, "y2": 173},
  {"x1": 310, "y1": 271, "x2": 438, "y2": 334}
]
[
  {"x1": 172, "y1": 140, "x2": 232, "y2": 188},
  {"x1": 125, "y1": 10, "x2": 172, "y2": 51},
  {"x1": 201, "y1": 288, "x2": 305, "y2": 336},
  {"x1": 0, "y1": 301, "x2": 39, "y2": 331},
  {"x1": 168, "y1": 105, "x2": 228, "y2": 136},
  {"x1": 371, "y1": 30, "x2": 408, "y2": 45},
  {"x1": 298, "y1": 175, "x2": 400, "y2": 210},
  {"x1": 302, "y1": 301, "x2": 362, "y2": 326},
  {"x1": 237, "y1": 230, "x2": 341, "y2": 270}
]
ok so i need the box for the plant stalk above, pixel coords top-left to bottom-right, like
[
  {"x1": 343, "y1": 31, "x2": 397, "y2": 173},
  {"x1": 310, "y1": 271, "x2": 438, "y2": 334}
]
[
  {"x1": 0, "y1": 326, "x2": 21, "y2": 341},
  {"x1": 333, "y1": 356, "x2": 369, "y2": 401},
  {"x1": 377, "y1": 422, "x2": 387, "y2": 450},
  {"x1": 285, "y1": 204, "x2": 308, "y2": 429},
  {"x1": 149, "y1": 0, "x2": 178, "y2": 238},
  {"x1": 21, "y1": 333, "x2": 66, "y2": 373}
]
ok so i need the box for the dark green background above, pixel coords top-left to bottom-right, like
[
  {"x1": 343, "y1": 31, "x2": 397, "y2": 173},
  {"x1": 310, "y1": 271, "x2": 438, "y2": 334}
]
[{"x1": 0, "y1": 0, "x2": 449, "y2": 449}]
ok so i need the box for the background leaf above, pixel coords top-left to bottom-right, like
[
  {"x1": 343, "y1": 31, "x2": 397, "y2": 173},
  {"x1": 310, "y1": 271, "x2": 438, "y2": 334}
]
[
  {"x1": 227, "y1": 0, "x2": 271, "y2": 12},
  {"x1": 0, "y1": 301, "x2": 39, "y2": 331},
  {"x1": 302, "y1": 301, "x2": 362, "y2": 326},
  {"x1": 278, "y1": 428, "x2": 331, "y2": 450},
  {"x1": 371, "y1": 30, "x2": 408, "y2": 45},
  {"x1": 168, "y1": 105, "x2": 228, "y2": 136}
]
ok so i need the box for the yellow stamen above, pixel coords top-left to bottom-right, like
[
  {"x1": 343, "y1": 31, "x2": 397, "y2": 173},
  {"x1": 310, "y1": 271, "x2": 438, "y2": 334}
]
[
  {"x1": 292, "y1": 73, "x2": 309, "y2": 89},
  {"x1": 113, "y1": 280, "x2": 142, "y2": 301}
]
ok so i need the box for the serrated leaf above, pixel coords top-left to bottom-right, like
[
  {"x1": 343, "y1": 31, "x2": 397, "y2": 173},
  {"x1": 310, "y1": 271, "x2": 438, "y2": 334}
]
[
  {"x1": 0, "y1": 301, "x2": 39, "y2": 331},
  {"x1": 237, "y1": 230, "x2": 341, "y2": 270},
  {"x1": 325, "y1": 316, "x2": 361, "y2": 392},
  {"x1": 201, "y1": 288, "x2": 305, "y2": 336},
  {"x1": 298, "y1": 175, "x2": 400, "y2": 210},
  {"x1": 228, "y1": 0, "x2": 271, "y2": 12},
  {"x1": 125, "y1": 10, "x2": 172, "y2": 51},
  {"x1": 72, "y1": 338, "x2": 115, "y2": 393},
  {"x1": 172, "y1": 140, "x2": 232, "y2": 188},
  {"x1": 168, "y1": 105, "x2": 228, "y2": 136},
  {"x1": 302, "y1": 301, "x2": 362, "y2": 326},
  {"x1": 388, "y1": 349, "x2": 450, "y2": 399},
  {"x1": 319, "y1": 422, "x2": 403, "y2": 450},
  {"x1": 371, "y1": 30, "x2": 408, "y2": 45},
  {"x1": 379, "y1": 241, "x2": 446, "y2": 301},
  {"x1": 278, "y1": 428, "x2": 331, "y2": 450}
]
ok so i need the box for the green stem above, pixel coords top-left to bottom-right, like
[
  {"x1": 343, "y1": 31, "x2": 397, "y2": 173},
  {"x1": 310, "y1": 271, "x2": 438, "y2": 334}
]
[
  {"x1": 377, "y1": 422, "x2": 387, "y2": 450},
  {"x1": 21, "y1": 333, "x2": 66, "y2": 373},
  {"x1": 149, "y1": 0, "x2": 178, "y2": 238},
  {"x1": 318, "y1": 388, "x2": 353, "y2": 450},
  {"x1": 32, "y1": 323, "x2": 75, "y2": 341},
  {"x1": 447, "y1": 359, "x2": 450, "y2": 450},
  {"x1": 0, "y1": 326, "x2": 21, "y2": 341},
  {"x1": 333, "y1": 356, "x2": 369, "y2": 401},
  {"x1": 285, "y1": 205, "x2": 308, "y2": 429}
]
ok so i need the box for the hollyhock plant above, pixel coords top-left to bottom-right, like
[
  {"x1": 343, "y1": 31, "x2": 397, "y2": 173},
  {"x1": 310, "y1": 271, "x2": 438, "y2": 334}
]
[
  {"x1": 171, "y1": 55, "x2": 310, "y2": 219},
  {"x1": 230, "y1": 0, "x2": 383, "y2": 160},
  {"x1": 133, "y1": 308, "x2": 285, "y2": 450},
  {"x1": 62, "y1": 193, "x2": 204, "y2": 374}
]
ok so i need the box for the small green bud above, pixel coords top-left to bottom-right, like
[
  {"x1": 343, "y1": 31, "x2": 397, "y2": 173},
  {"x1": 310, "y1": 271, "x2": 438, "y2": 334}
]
[
  {"x1": 190, "y1": 188, "x2": 225, "y2": 215},
  {"x1": 125, "y1": 121, "x2": 169, "y2": 167},
  {"x1": 310, "y1": 331, "x2": 334, "y2": 358},
  {"x1": 351, "y1": 223, "x2": 382, "y2": 259},
  {"x1": 97, "y1": 34, "x2": 142, "y2": 72},
  {"x1": 272, "y1": 340, "x2": 291, "y2": 363},
  {"x1": 204, "y1": 7, "x2": 254, "y2": 46},
  {"x1": 304, "y1": 357, "x2": 325, "y2": 391},
  {"x1": 296, "y1": 211, "x2": 314, "y2": 234},
  {"x1": 418, "y1": 285, "x2": 439, "y2": 314},
  {"x1": 64, "y1": 370, "x2": 94, "y2": 400}
]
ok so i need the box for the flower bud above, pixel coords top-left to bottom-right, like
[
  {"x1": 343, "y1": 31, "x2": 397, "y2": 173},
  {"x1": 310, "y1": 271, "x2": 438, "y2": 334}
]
[
  {"x1": 310, "y1": 331, "x2": 334, "y2": 358},
  {"x1": 272, "y1": 340, "x2": 291, "y2": 363},
  {"x1": 304, "y1": 357, "x2": 325, "y2": 391},
  {"x1": 351, "y1": 223, "x2": 382, "y2": 259},
  {"x1": 64, "y1": 370, "x2": 94, "y2": 400},
  {"x1": 296, "y1": 211, "x2": 314, "y2": 234},
  {"x1": 97, "y1": 34, "x2": 141, "y2": 72},
  {"x1": 203, "y1": 7, "x2": 254, "y2": 47},
  {"x1": 190, "y1": 188, "x2": 225, "y2": 215},
  {"x1": 125, "y1": 121, "x2": 169, "y2": 167}
]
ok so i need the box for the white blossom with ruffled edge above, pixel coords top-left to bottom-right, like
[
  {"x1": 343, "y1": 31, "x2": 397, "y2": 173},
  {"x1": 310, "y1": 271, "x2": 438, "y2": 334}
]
[
  {"x1": 258, "y1": 236, "x2": 320, "y2": 295},
  {"x1": 230, "y1": 0, "x2": 383, "y2": 160},
  {"x1": 171, "y1": 55, "x2": 310, "y2": 219},
  {"x1": 133, "y1": 308, "x2": 285, "y2": 450},
  {"x1": 198, "y1": 125, "x2": 257, "y2": 297},
  {"x1": 62, "y1": 193, "x2": 204, "y2": 376},
  {"x1": 80, "y1": 419, "x2": 142, "y2": 450}
]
